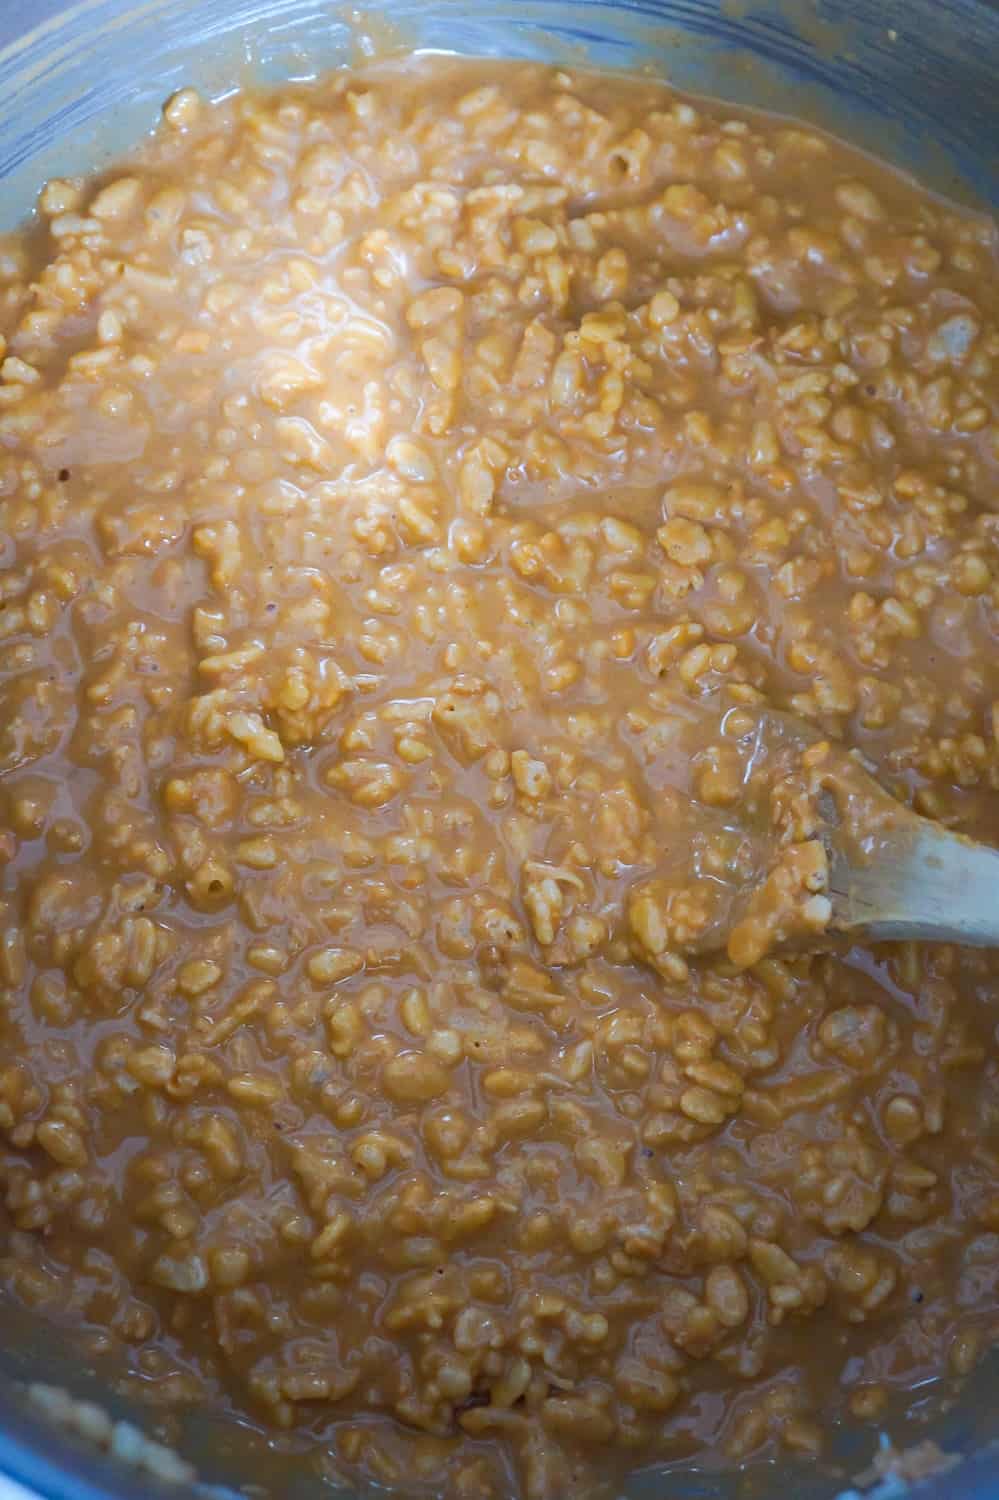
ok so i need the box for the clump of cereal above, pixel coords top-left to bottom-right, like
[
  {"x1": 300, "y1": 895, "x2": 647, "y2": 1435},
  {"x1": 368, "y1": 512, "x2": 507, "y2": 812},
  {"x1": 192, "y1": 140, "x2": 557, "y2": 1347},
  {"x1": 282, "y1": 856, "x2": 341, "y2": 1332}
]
[{"x1": 0, "y1": 51, "x2": 996, "y2": 1500}]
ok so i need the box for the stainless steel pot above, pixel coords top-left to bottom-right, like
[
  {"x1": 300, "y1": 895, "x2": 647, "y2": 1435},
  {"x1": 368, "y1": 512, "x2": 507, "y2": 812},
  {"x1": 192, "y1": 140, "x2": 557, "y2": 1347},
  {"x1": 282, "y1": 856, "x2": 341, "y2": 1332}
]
[{"x1": 0, "y1": 2, "x2": 997, "y2": 1496}]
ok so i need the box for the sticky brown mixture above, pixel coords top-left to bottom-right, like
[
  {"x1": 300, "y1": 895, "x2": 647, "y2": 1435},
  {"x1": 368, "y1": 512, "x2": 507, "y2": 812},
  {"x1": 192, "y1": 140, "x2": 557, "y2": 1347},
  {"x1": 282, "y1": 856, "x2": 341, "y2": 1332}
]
[{"x1": 1, "y1": 55, "x2": 998, "y2": 1500}]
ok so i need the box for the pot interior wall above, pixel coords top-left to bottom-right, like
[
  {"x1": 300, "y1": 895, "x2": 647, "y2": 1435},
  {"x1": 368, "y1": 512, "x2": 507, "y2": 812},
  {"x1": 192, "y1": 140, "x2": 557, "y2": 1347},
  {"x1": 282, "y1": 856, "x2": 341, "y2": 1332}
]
[{"x1": 0, "y1": 0, "x2": 997, "y2": 233}]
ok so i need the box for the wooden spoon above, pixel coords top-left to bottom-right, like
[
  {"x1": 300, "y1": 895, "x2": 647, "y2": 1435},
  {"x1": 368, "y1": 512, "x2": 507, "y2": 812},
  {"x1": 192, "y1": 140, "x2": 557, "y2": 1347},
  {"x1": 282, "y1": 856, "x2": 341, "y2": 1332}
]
[
  {"x1": 826, "y1": 784, "x2": 999, "y2": 947},
  {"x1": 627, "y1": 702, "x2": 999, "y2": 971}
]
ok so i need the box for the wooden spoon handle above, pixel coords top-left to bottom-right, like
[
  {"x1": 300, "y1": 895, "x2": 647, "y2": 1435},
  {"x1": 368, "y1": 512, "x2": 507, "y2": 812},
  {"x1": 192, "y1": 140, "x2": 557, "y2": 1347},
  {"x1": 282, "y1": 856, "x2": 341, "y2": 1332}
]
[{"x1": 829, "y1": 820, "x2": 999, "y2": 946}]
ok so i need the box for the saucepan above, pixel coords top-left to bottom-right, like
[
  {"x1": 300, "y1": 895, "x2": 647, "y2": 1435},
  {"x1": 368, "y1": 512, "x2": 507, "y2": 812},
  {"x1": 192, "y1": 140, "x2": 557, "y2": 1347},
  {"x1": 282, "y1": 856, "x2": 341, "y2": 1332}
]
[{"x1": 0, "y1": 1, "x2": 997, "y2": 1498}]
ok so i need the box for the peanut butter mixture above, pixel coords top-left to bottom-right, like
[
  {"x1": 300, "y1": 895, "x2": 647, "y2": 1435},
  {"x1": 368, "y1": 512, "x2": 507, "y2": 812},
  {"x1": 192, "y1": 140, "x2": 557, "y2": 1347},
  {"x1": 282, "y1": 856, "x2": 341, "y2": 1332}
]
[{"x1": 1, "y1": 56, "x2": 998, "y2": 1500}]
